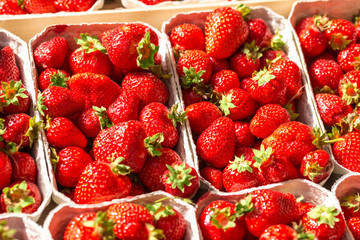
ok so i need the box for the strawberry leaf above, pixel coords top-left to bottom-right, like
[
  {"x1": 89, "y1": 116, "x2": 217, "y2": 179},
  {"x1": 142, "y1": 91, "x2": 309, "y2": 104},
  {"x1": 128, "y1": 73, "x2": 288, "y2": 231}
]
[
  {"x1": 36, "y1": 91, "x2": 47, "y2": 116},
  {"x1": 234, "y1": 194, "x2": 254, "y2": 217},
  {"x1": 0, "y1": 80, "x2": 28, "y2": 108},
  {"x1": 252, "y1": 68, "x2": 275, "y2": 86},
  {"x1": 242, "y1": 41, "x2": 262, "y2": 64},
  {"x1": 144, "y1": 133, "x2": 164, "y2": 157},
  {"x1": 93, "y1": 106, "x2": 113, "y2": 130},
  {"x1": 210, "y1": 207, "x2": 236, "y2": 230},
  {"x1": 165, "y1": 163, "x2": 194, "y2": 193},
  {"x1": 146, "y1": 202, "x2": 175, "y2": 221},
  {"x1": 219, "y1": 93, "x2": 236, "y2": 116},
  {"x1": 307, "y1": 205, "x2": 340, "y2": 228},
  {"x1": 24, "y1": 116, "x2": 42, "y2": 148},
  {"x1": 329, "y1": 33, "x2": 352, "y2": 51},
  {"x1": 181, "y1": 67, "x2": 205, "y2": 89},
  {"x1": 236, "y1": 4, "x2": 251, "y2": 20},
  {"x1": 75, "y1": 33, "x2": 107, "y2": 54},
  {"x1": 228, "y1": 155, "x2": 253, "y2": 173},
  {"x1": 2, "y1": 181, "x2": 35, "y2": 214},
  {"x1": 270, "y1": 31, "x2": 285, "y2": 50},
  {"x1": 168, "y1": 103, "x2": 187, "y2": 128},
  {"x1": 49, "y1": 70, "x2": 69, "y2": 88},
  {"x1": 0, "y1": 118, "x2": 6, "y2": 142},
  {"x1": 252, "y1": 145, "x2": 273, "y2": 168},
  {"x1": 137, "y1": 31, "x2": 159, "y2": 70},
  {"x1": 303, "y1": 161, "x2": 324, "y2": 181},
  {"x1": 50, "y1": 147, "x2": 59, "y2": 173},
  {"x1": 109, "y1": 157, "x2": 132, "y2": 176},
  {"x1": 341, "y1": 193, "x2": 360, "y2": 213},
  {"x1": 146, "y1": 223, "x2": 165, "y2": 240}
]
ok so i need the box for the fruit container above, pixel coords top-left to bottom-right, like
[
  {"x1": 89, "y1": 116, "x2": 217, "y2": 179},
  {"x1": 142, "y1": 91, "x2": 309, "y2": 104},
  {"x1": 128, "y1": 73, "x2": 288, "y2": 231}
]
[
  {"x1": 196, "y1": 179, "x2": 353, "y2": 239},
  {"x1": 0, "y1": 215, "x2": 45, "y2": 240},
  {"x1": 0, "y1": 28, "x2": 52, "y2": 222},
  {"x1": 121, "y1": 0, "x2": 230, "y2": 9},
  {"x1": 162, "y1": 6, "x2": 334, "y2": 192},
  {"x1": 28, "y1": 22, "x2": 197, "y2": 204},
  {"x1": 288, "y1": 0, "x2": 360, "y2": 175},
  {"x1": 43, "y1": 191, "x2": 201, "y2": 239}
]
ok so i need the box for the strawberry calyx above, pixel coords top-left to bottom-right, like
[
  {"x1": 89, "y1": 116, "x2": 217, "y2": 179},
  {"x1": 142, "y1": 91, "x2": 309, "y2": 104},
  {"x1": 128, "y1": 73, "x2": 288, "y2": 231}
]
[
  {"x1": 242, "y1": 41, "x2": 262, "y2": 64},
  {"x1": 284, "y1": 103, "x2": 299, "y2": 120},
  {"x1": 168, "y1": 103, "x2": 187, "y2": 128},
  {"x1": 351, "y1": 56, "x2": 360, "y2": 71},
  {"x1": 228, "y1": 155, "x2": 253, "y2": 173},
  {"x1": 17, "y1": 0, "x2": 25, "y2": 9},
  {"x1": 146, "y1": 223, "x2": 165, "y2": 240},
  {"x1": 329, "y1": 33, "x2": 352, "y2": 51},
  {"x1": 264, "y1": 53, "x2": 285, "y2": 68},
  {"x1": 314, "y1": 85, "x2": 336, "y2": 95},
  {"x1": 355, "y1": 16, "x2": 360, "y2": 25},
  {"x1": 146, "y1": 202, "x2": 176, "y2": 221},
  {"x1": 75, "y1": 33, "x2": 107, "y2": 54},
  {"x1": 144, "y1": 133, "x2": 164, "y2": 157},
  {"x1": 340, "y1": 111, "x2": 360, "y2": 133},
  {"x1": 49, "y1": 70, "x2": 69, "y2": 88},
  {"x1": 148, "y1": 64, "x2": 172, "y2": 81},
  {"x1": 312, "y1": 127, "x2": 344, "y2": 148},
  {"x1": 270, "y1": 31, "x2": 285, "y2": 51},
  {"x1": 209, "y1": 207, "x2": 237, "y2": 230},
  {"x1": 137, "y1": 31, "x2": 159, "y2": 70},
  {"x1": 0, "y1": 220, "x2": 17, "y2": 240},
  {"x1": 93, "y1": 106, "x2": 113, "y2": 130},
  {"x1": 180, "y1": 66, "x2": 205, "y2": 89},
  {"x1": 303, "y1": 161, "x2": 324, "y2": 181},
  {"x1": 2, "y1": 181, "x2": 35, "y2": 213},
  {"x1": 108, "y1": 156, "x2": 131, "y2": 176},
  {"x1": 50, "y1": 147, "x2": 59, "y2": 173},
  {"x1": 252, "y1": 68, "x2": 276, "y2": 87},
  {"x1": 234, "y1": 194, "x2": 254, "y2": 217},
  {"x1": 236, "y1": 4, "x2": 251, "y2": 20},
  {"x1": 0, "y1": 80, "x2": 28, "y2": 111},
  {"x1": 292, "y1": 222, "x2": 315, "y2": 240},
  {"x1": 24, "y1": 116, "x2": 42, "y2": 148},
  {"x1": 0, "y1": 118, "x2": 6, "y2": 143},
  {"x1": 307, "y1": 205, "x2": 341, "y2": 228},
  {"x1": 341, "y1": 193, "x2": 360, "y2": 213},
  {"x1": 252, "y1": 145, "x2": 273, "y2": 169},
  {"x1": 314, "y1": 15, "x2": 330, "y2": 32},
  {"x1": 192, "y1": 83, "x2": 214, "y2": 102},
  {"x1": 219, "y1": 93, "x2": 236, "y2": 116},
  {"x1": 165, "y1": 163, "x2": 194, "y2": 193},
  {"x1": 36, "y1": 91, "x2": 47, "y2": 116},
  {"x1": 82, "y1": 211, "x2": 115, "y2": 240}
]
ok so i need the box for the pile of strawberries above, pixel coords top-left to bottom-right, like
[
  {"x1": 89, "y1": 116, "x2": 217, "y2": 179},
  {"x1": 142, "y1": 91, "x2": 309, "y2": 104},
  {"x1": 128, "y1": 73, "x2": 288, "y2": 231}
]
[
  {"x1": 63, "y1": 201, "x2": 187, "y2": 240},
  {"x1": 295, "y1": 15, "x2": 360, "y2": 173},
  {"x1": 0, "y1": 46, "x2": 42, "y2": 214},
  {"x1": 340, "y1": 192, "x2": 360, "y2": 239},
  {"x1": 33, "y1": 23, "x2": 200, "y2": 204},
  {"x1": 198, "y1": 188, "x2": 346, "y2": 240},
  {"x1": 168, "y1": 5, "x2": 333, "y2": 192}
]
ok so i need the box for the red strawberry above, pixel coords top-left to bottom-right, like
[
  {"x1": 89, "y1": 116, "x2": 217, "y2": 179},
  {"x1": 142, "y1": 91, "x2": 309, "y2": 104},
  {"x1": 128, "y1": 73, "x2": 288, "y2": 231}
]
[
  {"x1": 259, "y1": 49, "x2": 288, "y2": 69},
  {"x1": 63, "y1": 211, "x2": 115, "y2": 240},
  {"x1": 229, "y1": 42, "x2": 261, "y2": 79},
  {"x1": 38, "y1": 68, "x2": 69, "y2": 91},
  {"x1": 138, "y1": 0, "x2": 168, "y2": 5},
  {"x1": 298, "y1": 25, "x2": 327, "y2": 57},
  {"x1": 107, "y1": 202, "x2": 154, "y2": 227},
  {"x1": 0, "y1": 80, "x2": 30, "y2": 115},
  {"x1": 333, "y1": 131, "x2": 360, "y2": 172},
  {"x1": 309, "y1": 58, "x2": 343, "y2": 90},
  {"x1": 209, "y1": 56, "x2": 229, "y2": 73},
  {"x1": 73, "y1": 157, "x2": 131, "y2": 204},
  {"x1": 196, "y1": 117, "x2": 236, "y2": 168},
  {"x1": 348, "y1": 217, "x2": 360, "y2": 240},
  {"x1": 122, "y1": 72, "x2": 169, "y2": 110},
  {"x1": 0, "y1": 0, "x2": 28, "y2": 14},
  {"x1": 0, "y1": 46, "x2": 20, "y2": 82},
  {"x1": 297, "y1": 201, "x2": 316, "y2": 221},
  {"x1": 54, "y1": 0, "x2": 96, "y2": 11},
  {"x1": 199, "y1": 200, "x2": 246, "y2": 240},
  {"x1": 101, "y1": 23, "x2": 159, "y2": 71},
  {"x1": 68, "y1": 72, "x2": 121, "y2": 110},
  {"x1": 205, "y1": 6, "x2": 249, "y2": 59},
  {"x1": 170, "y1": 23, "x2": 205, "y2": 51},
  {"x1": 129, "y1": 181, "x2": 146, "y2": 196},
  {"x1": 250, "y1": 104, "x2": 290, "y2": 139},
  {"x1": 52, "y1": 147, "x2": 93, "y2": 187},
  {"x1": 200, "y1": 166, "x2": 224, "y2": 191},
  {"x1": 107, "y1": 90, "x2": 140, "y2": 125},
  {"x1": 210, "y1": 69, "x2": 240, "y2": 94},
  {"x1": 0, "y1": 152, "x2": 11, "y2": 191},
  {"x1": 338, "y1": 70, "x2": 360, "y2": 105},
  {"x1": 234, "y1": 121, "x2": 256, "y2": 148},
  {"x1": 325, "y1": 18, "x2": 357, "y2": 51},
  {"x1": 302, "y1": 205, "x2": 345, "y2": 240},
  {"x1": 33, "y1": 37, "x2": 69, "y2": 70},
  {"x1": 259, "y1": 224, "x2": 297, "y2": 240},
  {"x1": 93, "y1": 120, "x2": 147, "y2": 173},
  {"x1": 300, "y1": 149, "x2": 331, "y2": 183},
  {"x1": 1, "y1": 180, "x2": 41, "y2": 214},
  {"x1": 10, "y1": 151, "x2": 37, "y2": 183},
  {"x1": 295, "y1": 16, "x2": 317, "y2": 34},
  {"x1": 182, "y1": 88, "x2": 204, "y2": 107},
  {"x1": 337, "y1": 43, "x2": 360, "y2": 72},
  {"x1": 46, "y1": 117, "x2": 87, "y2": 149},
  {"x1": 246, "y1": 18, "x2": 273, "y2": 48},
  {"x1": 341, "y1": 193, "x2": 360, "y2": 220},
  {"x1": 21, "y1": 0, "x2": 56, "y2": 13}
]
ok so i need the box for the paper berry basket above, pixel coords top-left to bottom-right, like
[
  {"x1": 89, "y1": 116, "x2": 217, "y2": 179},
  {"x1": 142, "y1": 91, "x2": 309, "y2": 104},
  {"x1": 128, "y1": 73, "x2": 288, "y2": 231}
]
[
  {"x1": 121, "y1": 0, "x2": 231, "y2": 9},
  {"x1": 0, "y1": 28, "x2": 52, "y2": 222},
  {"x1": 0, "y1": 215, "x2": 45, "y2": 240},
  {"x1": 28, "y1": 22, "x2": 197, "y2": 204},
  {"x1": 43, "y1": 191, "x2": 201, "y2": 240}
]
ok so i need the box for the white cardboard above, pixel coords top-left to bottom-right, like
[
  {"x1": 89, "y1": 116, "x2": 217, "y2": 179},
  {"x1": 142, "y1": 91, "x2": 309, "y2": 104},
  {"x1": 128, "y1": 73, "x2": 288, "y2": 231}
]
[
  {"x1": 121, "y1": 0, "x2": 229, "y2": 9},
  {"x1": 0, "y1": 28, "x2": 52, "y2": 222},
  {"x1": 43, "y1": 191, "x2": 201, "y2": 240},
  {"x1": 0, "y1": 215, "x2": 45, "y2": 240},
  {"x1": 161, "y1": 6, "x2": 334, "y2": 192},
  {"x1": 28, "y1": 22, "x2": 197, "y2": 204}
]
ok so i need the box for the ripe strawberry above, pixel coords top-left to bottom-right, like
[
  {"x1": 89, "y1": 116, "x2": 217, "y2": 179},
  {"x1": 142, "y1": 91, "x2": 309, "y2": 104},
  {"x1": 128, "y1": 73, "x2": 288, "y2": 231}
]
[
  {"x1": 162, "y1": 162, "x2": 199, "y2": 198},
  {"x1": 341, "y1": 193, "x2": 360, "y2": 220},
  {"x1": 101, "y1": 23, "x2": 159, "y2": 71},
  {"x1": 205, "y1": 6, "x2": 249, "y2": 59},
  {"x1": 69, "y1": 33, "x2": 113, "y2": 76},
  {"x1": 0, "y1": 0, "x2": 28, "y2": 14},
  {"x1": 129, "y1": 181, "x2": 146, "y2": 196},
  {"x1": 297, "y1": 201, "x2": 316, "y2": 221},
  {"x1": 210, "y1": 69, "x2": 240, "y2": 94},
  {"x1": 300, "y1": 149, "x2": 331, "y2": 183},
  {"x1": 63, "y1": 211, "x2": 115, "y2": 240},
  {"x1": 93, "y1": 120, "x2": 147, "y2": 173},
  {"x1": 246, "y1": 18, "x2": 273, "y2": 48},
  {"x1": 196, "y1": 117, "x2": 236, "y2": 168},
  {"x1": 186, "y1": 101, "x2": 222, "y2": 135},
  {"x1": 33, "y1": 37, "x2": 69, "y2": 70},
  {"x1": 333, "y1": 131, "x2": 360, "y2": 172},
  {"x1": 182, "y1": 88, "x2": 203, "y2": 107},
  {"x1": 199, "y1": 200, "x2": 246, "y2": 240},
  {"x1": 338, "y1": 70, "x2": 360, "y2": 105},
  {"x1": 259, "y1": 49, "x2": 288, "y2": 69},
  {"x1": 52, "y1": 147, "x2": 93, "y2": 187},
  {"x1": 54, "y1": 0, "x2": 96, "y2": 12},
  {"x1": 1, "y1": 180, "x2": 41, "y2": 214},
  {"x1": 348, "y1": 217, "x2": 360, "y2": 240},
  {"x1": 76, "y1": 106, "x2": 112, "y2": 139},
  {"x1": 170, "y1": 23, "x2": 205, "y2": 51},
  {"x1": 138, "y1": 0, "x2": 169, "y2": 5},
  {"x1": 309, "y1": 58, "x2": 343, "y2": 90},
  {"x1": 200, "y1": 166, "x2": 224, "y2": 191},
  {"x1": 0, "y1": 80, "x2": 30, "y2": 115},
  {"x1": 259, "y1": 224, "x2": 297, "y2": 240},
  {"x1": 10, "y1": 151, "x2": 37, "y2": 183},
  {"x1": 74, "y1": 157, "x2": 131, "y2": 204},
  {"x1": 46, "y1": 117, "x2": 87, "y2": 149},
  {"x1": 38, "y1": 68, "x2": 69, "y2": 91},
  {"x1": 0, "y1": 152, "x2": 11, "y2": 191},
  {"x1": 107, "y1": 90, "x2": 140, "y2": 125},
  {"x1": 210, "y1": 56, "x2": 229, "y2": 73},
  {"x1": 337, "y1": 43, "x2": 360, "y2": 72},
  {"x1": 122, "y1": 72, "x2": 169, "y2": 110},
  {"x1": 68, "y1": 72, "x2": 121, "y2": 110},
  {"x1": 302, "y1": 205, "x2": 345, "y2": 240},
  {"x1": 250, "y1": 104, "x2": 290, "y2": 139},
  {"x1": 325, "y1": 18, "x2": 356, "y2": 50},
  {"x1": 298, "y1": 25, "x2": 327, "y2": 57},
  {"x1": 234, "y1": 121, "x2": 256, "y2": 148},
  {"x1": 0, "y1": 46, "x2": 20, "y2": 82},
  {"x1": 295, "y1": 16, "x2": 316, "y2": 35},
  {"x1": 22, "y1": 0, "x2": 56, "y2": 13},
  {"x1": 315, "y1": 93, "x2": 353, "y2": 126},
  {"x1": 229, "y1": 42, "x2": 261, "y2": 79},
  {"x1": 138, "y1": 147, "x2": 182, "y2": 192}
]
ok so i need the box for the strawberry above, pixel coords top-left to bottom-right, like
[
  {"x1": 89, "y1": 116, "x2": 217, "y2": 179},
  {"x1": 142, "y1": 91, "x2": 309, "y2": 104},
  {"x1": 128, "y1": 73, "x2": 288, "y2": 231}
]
[
  {"x1": 37, "y1": 86, "x2": 85, "y2": 118},
  {"x1": 297, "y1": 201, "x2": 316, "y2": 221},
  {"x1": 315, "y1": 93, "x2": 352, "y2": 126},
  {"x1": 205, "y1": 6, "x2": 249, "y2": 59},
  {"x1": 337, "y1": 43, "x2": 360, "y2": 72},
  {"x1": 246, "y1": 18, "x2": 273, "y2": 48},
  {"x1": 52, "y1": 147, "x2": 93, "y2": 187},
  {"x1": 63, "y1": 211, "x2": 115, "y2": 240},
  {"x1": 107, "y1": 90, "x2": 140, "y2": 125},
  {"x1": 10, "y1": 151, "x2": 37, "y2": 183},
  {"x1": 309, "y1": 58, "x2": 343, "y2": 91},
  {"x1": 259, "y1": 224, "x2": 297, "y2": 240},
  {"x1": 73, "y1": 157, "x2": 131, "y2": 204},
  {"x1": 250, "y1": 104, "x2": 290, "y2": 139},
  {"x1": 325, "y1": 18, "x2": 356, "y2": 51},
  {"x1": 300, "y1": 149, "x2": 331, "y2": 183},
  {"x1": 20, "y1": 0, "x2": 56, "y2": 13},
  {"x1": 338, "y1": 70, "x2": 360, "y2": 105},
  {"x1": 196, "y1": 117, "x2": 236, "y2": 168},
  {"x1": 1, "y1": 180, "x2": 41, "y2": 214},
  {"x1": 69, "y1": 33, "x2": 113, "y2": 76},
  {"x1": 302, "y1": 205, "x2": 345, "y2": 240},
  {"x1": 348, "y1": 217, "x2": 360, "y2": 240},
  {"x1": 297, "y1": 24, "x2": 327, "y2": 57},
  {"x1": 182, "y1": 88, "x2": 204, "y2": 107},
  {"x1": 341, "y1": 193, "x2": 360, "y2": 220},
  {"x1": 259, "y1": 49, "x2": 288, "y2": 69},
  {"x1": 210, "y1": 69, "x2": 240, "y2": 94},
  {"x1": 186, "y1": 101, "x2": 222, "y2": 135},
  {"x1": 162, "y1": 162, "x2": 199, "y2": 198},
  {"x1": 129, "y1": 181, "x2": 146, "y2": 196},
  {"x1": 101, "y1": 24, "x2": 159, "y2": 71},
  {"x1": 121, "y1": 72, "x2": 169, "y2": 110},
  {"x1": 170, "y1": 23, "x2": 205, "y2": 52},
  {"x1": 200, "y1": 166, "x2": 224, "y2": 191},
  {"x1": 0, "y1": 152, "x2": 11, "y2": 191},
  {"x1": 38, "y1": 68, "x2": 69, "y2": 91},
  {"x1": 0, "y1": 0, "x2": 28, "y2": 14},
  {"x1": 33, "y1": 37, "x2": 69, "y2": 70},
  {"x1": 333, "y1": 131, "x2": 360, "y2": 172},
  {"x1": 46, "y1": 117, "x2": 87, "y2": 149},
  {"x1": 138, "y1": 147, "x2": 181, "y2": 192},
  {"x1": 138, "y1": 0, "x2": 169, "y2": 5},
  {"x1": 199, "y1": 200, "x2": 246, "y2": 240},
  {"x1": 0, "y1": 46, "x2": 20, "y2": 82},
  {"x1": 0, "y1": 80, "x2": 30, "y2": 115},
  {"x1": 93, "y1": 120, "x2": 147, "y2": 173},
  {"x1": 0, "y1": 220, "x2": 16, "y2": 239},
  {"x1": 54, "y1": 0, "x2": 96, "y2": 12},
  {"x1": 68, "y1": 72, "x2": 121, "y2": 110},
  {"x1": 295, "y1": 16, "x2": 317, "y2": 34},
  {"x1": 210, "y1": 56, "x2": 229, "y2": 73},
  {"x1": 234, "y1": 121, "x2": 256, "y2": 148}
]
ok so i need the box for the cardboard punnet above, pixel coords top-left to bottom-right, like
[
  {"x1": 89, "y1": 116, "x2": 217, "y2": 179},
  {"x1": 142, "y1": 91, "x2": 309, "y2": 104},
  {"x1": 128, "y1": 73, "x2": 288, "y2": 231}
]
[{"x1": 0, "y1": 215, "x2": 45, "y2": 240}]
